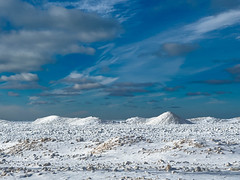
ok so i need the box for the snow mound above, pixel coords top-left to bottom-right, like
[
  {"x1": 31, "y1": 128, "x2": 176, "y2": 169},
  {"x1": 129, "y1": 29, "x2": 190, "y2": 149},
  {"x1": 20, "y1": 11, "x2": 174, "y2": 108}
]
[
  {"x1": 188, "y1": 117, "x2": 222, "y2": 124},
  {"x1": 0, "y1": 119, "x2": 10, "y2": 125},
  {"x1": 125, "y1": 117, "x2": 146, "y2": 124},
  {"x1": 227, "y1": 117, "x2": 240, "y2": 124},
  {"x1": 32, "y1": 115, "x2": 101, "y2": 125},
  {"x1": 146, "y1": 111, "x2": 192, "y2": 125},
  {"x1": 32, "y1": 115, "x2": 66, "y2": 124},
  {"x1": 68, "y1": 116, "x2": 101, "y2": 126}
]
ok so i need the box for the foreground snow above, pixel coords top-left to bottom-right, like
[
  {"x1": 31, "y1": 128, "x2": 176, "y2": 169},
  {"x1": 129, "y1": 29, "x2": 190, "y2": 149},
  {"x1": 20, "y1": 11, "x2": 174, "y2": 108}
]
[{"x1": 0, "y1": 113, "x2": 240, "y2": 179}]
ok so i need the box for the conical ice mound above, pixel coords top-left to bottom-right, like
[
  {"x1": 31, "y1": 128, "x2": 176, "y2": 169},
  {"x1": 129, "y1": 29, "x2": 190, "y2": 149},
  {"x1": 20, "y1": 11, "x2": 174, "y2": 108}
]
[{"x1": 146, "y1": 111, "x2": 192, "y2": 125}]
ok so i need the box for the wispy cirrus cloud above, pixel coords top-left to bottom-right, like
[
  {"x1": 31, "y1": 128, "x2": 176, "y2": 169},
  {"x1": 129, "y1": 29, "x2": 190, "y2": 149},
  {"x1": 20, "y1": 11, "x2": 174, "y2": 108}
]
[
  {"x1": 84, "y1": 8, "x2": 240, "y2": 85},
  {"x1": 184, "y1": 9, "x2": 240, "y2": 40},
  {"x1": 46, "y1": 0, "x2": 135, "y2": 22}
]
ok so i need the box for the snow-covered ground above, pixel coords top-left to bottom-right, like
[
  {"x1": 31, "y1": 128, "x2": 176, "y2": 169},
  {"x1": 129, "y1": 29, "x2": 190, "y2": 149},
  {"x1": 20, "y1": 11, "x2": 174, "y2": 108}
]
[{"x1": 0, "y1": 112, "x2": 239, "y2": 179}]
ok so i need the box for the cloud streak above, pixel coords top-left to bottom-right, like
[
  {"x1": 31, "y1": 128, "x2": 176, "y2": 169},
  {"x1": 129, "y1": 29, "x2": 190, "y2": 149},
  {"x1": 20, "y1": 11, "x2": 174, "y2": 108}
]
[{"x1": 185, "y1": 9, "x2": 240, "y2": 39}]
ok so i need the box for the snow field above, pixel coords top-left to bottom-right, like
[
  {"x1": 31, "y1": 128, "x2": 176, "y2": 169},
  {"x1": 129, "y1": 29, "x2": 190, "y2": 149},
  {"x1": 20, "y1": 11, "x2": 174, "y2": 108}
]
[{"x1": 0, "y1": 112, "x2": 239, "y2": 179}]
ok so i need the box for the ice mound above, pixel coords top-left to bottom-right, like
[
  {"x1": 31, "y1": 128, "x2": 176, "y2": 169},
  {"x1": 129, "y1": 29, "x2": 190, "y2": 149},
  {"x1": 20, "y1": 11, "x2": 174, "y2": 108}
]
[
  {"x1": 32, "y1": 115, "x2": 101, "y2": 125},
  {"x1": 125, "y1": 117, "x2": 146, "y2": 124},
  {"x1": 146, "y1": 111, "x2": 192, "y2": 125}
]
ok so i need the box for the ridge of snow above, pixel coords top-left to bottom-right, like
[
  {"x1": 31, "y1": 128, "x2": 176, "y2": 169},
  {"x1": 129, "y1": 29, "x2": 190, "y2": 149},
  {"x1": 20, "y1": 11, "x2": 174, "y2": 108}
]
[{"x1": 146, "y1": 111, "x2": 192, "y2": 125}]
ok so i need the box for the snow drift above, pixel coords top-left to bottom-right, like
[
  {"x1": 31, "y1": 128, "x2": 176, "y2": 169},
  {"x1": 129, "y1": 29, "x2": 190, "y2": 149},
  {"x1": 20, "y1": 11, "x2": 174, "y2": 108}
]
[
  {"x1": 146, "y1": 111, "x2": 192, "y2": 125},
  {"x1": 32, "y1": 115, "x2": 101, "y2": 125}
]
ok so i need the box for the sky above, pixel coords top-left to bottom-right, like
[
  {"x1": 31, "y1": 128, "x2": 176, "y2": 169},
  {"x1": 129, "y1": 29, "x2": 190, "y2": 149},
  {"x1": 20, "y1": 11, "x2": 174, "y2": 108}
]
[{"x1": 0, "y1": 0, "x2": 240, "y2": 121}]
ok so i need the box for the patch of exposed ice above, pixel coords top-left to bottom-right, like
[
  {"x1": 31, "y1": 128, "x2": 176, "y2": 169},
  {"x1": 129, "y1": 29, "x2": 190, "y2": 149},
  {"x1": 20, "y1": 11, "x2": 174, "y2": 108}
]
[{"x1": 146, "y1": 111, "x2": 192, "y2": 125}]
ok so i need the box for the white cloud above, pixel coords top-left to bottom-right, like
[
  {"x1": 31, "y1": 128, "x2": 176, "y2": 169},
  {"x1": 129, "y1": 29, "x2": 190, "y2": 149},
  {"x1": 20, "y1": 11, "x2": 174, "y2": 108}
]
[{"x1": 0, "y1": 73, "x2": 38, "y2": 82}]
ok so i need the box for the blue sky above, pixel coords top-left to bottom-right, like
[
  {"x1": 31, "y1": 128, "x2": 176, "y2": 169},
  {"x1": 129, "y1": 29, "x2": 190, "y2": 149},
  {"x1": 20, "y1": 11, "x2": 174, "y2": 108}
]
[{"x1": 0, "y1": 0, "x2": 240, "y2": 121}]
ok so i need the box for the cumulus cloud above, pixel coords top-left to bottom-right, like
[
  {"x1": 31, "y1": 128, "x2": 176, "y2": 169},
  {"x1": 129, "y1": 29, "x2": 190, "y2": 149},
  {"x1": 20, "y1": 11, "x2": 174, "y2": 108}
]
[
  {"x1": 41, "y1": 71, "x2": 118, "y2": 96},
  {"x1": 0, "y1": 73, "x2": 38, "y2": 82},
  {"x1": 0, "y1": 0, "x2": 120, "y2": 73},
  {"x1": 63, "y1": 71, "x2": 118, "y2": 85}
]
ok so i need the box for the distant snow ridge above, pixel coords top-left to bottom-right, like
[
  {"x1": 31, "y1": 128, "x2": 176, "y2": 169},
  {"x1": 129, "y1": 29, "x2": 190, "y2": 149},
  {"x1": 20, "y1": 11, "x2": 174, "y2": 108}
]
[
  {"x1": 146, "y1": 111, "x2": 192, "y2": 125},
  {"x1": 32, "y1": 115, "x2": 101, "y2": 125},
  {"x1": 125, "y1": 117, "x2": 146, "y2": 124}
]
